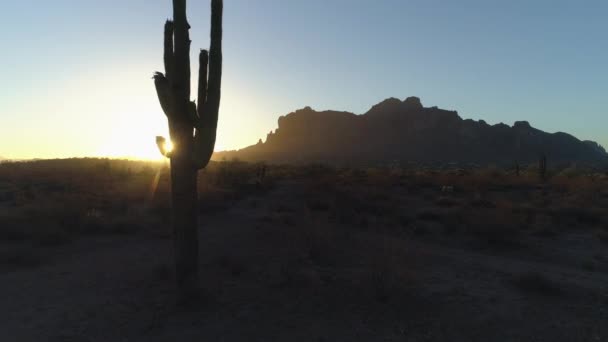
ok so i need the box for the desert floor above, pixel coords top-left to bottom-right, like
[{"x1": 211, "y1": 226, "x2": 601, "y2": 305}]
[{"x1": 1, "y1": 160, "x2": 607, "y2": 341}]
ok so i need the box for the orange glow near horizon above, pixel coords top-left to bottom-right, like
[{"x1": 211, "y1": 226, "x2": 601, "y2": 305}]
[{"x1": 0, "y1": 62, "x2": 273, "y2": 161}]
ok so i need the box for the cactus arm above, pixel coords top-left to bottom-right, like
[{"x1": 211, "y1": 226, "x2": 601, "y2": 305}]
[
  {"x1": 164, "y1": 20, "x2": 175, "y2": 82},
  {"x1": 206, "y1": 0, "x2": 223, "y2": 113},
  {"x1": 156, "y1": 136, "x2": 173, "y2": 158},
  {"x1": 172, "y1": 0, "x2": 191, "y2": 102},
  {"x1": 153, "y1": 72, "x2": 173, "y2": 118},
  {"x1": 197, "y1": 49, "x2": 209, "y2": 117},
  {"x1": 192, "y1": 124, "x2": 217, "y2": 169},
  {"x1": 188, "y1": 101, "x2": 199, "y2": 127},
  {"x1": 192, "y1": 0, "x2": 222, "y2": 170}
]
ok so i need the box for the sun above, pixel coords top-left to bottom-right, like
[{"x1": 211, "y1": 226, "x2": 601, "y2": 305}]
[
  {"x1": 97, "y1": 134, "x2": 172, "y2": 160},
  {"x1": 164, "y1": 140, "x2": 174, "y2": 153}
]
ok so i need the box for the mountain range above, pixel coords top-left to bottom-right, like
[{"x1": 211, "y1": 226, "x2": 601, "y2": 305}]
[{"x1": 213, "y1": 97, "x2": 607, "y2": 166}]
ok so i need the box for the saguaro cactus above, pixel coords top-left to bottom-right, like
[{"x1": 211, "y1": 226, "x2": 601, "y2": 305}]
[
  {"x1": 153, "y1": 0, "x2": 223, "y2": 301},
  {"x1": 539, "y1": 154, "x2": 547, "y2": 181}
]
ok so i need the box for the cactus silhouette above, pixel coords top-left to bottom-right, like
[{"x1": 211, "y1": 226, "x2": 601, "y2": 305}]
[
  {"x1": 152, "y1": 0, "x2": 223, "y2": 301},
  {"x1": 539, "y1": 154, "x2": 547, "y2": 181}
]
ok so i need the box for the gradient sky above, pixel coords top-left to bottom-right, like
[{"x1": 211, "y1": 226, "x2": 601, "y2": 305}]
[{"x1": 1, "y1": 0, "x2": 606, "y2": 159}]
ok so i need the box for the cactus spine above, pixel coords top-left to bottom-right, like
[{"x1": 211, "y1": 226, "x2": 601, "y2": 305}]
[{"x1": 153, "y1": 0, "x2": 223, "y2": 301}]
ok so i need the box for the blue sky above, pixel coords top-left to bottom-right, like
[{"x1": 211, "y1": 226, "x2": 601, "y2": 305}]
[{"x1": 0, "y1": 0, "x2": 606, "y2": 159}]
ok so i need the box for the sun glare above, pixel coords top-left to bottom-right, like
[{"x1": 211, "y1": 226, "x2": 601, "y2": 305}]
[{"x1": 164, "y1": 140, "x2": 174, "y2": 153}]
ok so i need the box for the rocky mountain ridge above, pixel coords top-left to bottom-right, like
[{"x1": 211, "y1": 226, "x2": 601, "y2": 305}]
[{"x1": 213, "y1": 97, "x2": 607, "y2": 166}]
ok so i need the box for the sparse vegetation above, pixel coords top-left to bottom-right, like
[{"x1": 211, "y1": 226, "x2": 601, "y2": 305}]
[{"x1": 1, "y1": 158, "x2": 607, "y2": 340}]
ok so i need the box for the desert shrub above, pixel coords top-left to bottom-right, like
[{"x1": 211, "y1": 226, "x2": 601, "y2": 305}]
[
  {"x1": 550, "y1": 174, "x2": 597, "y2": 194},
  {"x1": 299, "y1": 163, "x2": 336, "y2": 179},
  {"x1": 596, "y1": 230, "x2": 608, "y2": 243},
  {"x1": 198, "y1": 188, "x2": 235, "y2": 214},
  {"x1": 581, "y1": 260, "x2": 596, "y2": 272},
  {"x1": 396, "y1": 213, "x2": 414, "y2": 227},
  {"x1": 304, "y1": 224, "x2": 338, "y2": 267},
  {"x1": 306, "y1": 198, "x2": 331, "y2": 211},
  {"x1": 469, "y1": 196, "x2": 496, "y2": 208},
  {"x1": 215, "y1": 254, "x2": 248, "y2": 277},
  {"x1": 529, "y1": 214, "x2": 558, "y2": 237},
  {"x1": 435, "y1": 196, "x2": 460, "y2": 207},
  {"x1": 550, "y1": 206, "x2": 604, "y2": 227},
  {"x1": 416, "y1": 208, "x2": 442, "y2": 221},
  {"x1": 465, "y1": 206, "x2": 525, "y2": 247},
  {"x1": 0, "y1": 212, "x2": 74, "y2": 245},
  {"x1": 469, "y1": 222, "x2": 520, "y2": 246},
  {"x1": 152, "y1": 263, "x2": 172, "y2": 281},
  {"x1": 559, "y1": 166, "x2": 583, "y2": 178},
  {"x1": 367, "y1": 238, "x2": 412, "y2": 303},
  {"x1": 370, "y1": 261, "x2": 395, "y2": 303}
]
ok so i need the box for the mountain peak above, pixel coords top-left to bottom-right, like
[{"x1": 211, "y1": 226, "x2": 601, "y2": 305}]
[
  {"x1": 366, "y1": 96, "x2": 424, "y2": 116},
  {"x1": 403, "y1": 96, "x2": 423, "y2": 108},
  {"x1": 513, "y1": 121, "x2": 531, "y2": 129}
]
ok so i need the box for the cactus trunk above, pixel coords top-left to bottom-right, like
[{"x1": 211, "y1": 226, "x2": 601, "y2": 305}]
[
  {"x1": 170, "y1": 159, "x2": 198, "y2": 300},
  {"x1": 153, "y1": 0, "x2": 223, "y2": 302}
]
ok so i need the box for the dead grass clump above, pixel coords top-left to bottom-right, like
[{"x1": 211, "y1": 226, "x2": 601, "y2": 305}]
[
  {"x1": 367, "y1": 238, "x2": 413, "y2": 303},
  {"x1": 0, "y1": 245, "x2": 45, "y2": 269},
  {"x1": 439, "y1": 209, "x2": 466, "y2": 234},
  {"x1": 258, "y1": 210, "x2": 297, "y2": 227},
  {"x1": 512, "y1": 271, "x2": 561, "y2": 296},
  {"x1": 304, "y1": 224, "x2": 340, "y2": 267},
  {"x1": 277, "y1": 255, "x2": 320, "y2": 289},
  {"x1": 466, "y1": 208, "x2": 525, "y2": 247},
  {"x1": 435, "y1": 196, "x2": 460, "y2": 208},
  {"x1": 550, "y1": 174, "x2": 597, "y2": 194},
  {"x1": 0, "y1": 215, "x2": 72, "y2": 245},
  {"x1": 469, "y1": 197, "x2": 496, "y2": 209},
  {"x1": 215, "y1": 255, "x2": 249, "y2": 277},
  {"x1": 408, "y1": 221, "x2": 443, "y2": 236},
  {"x1": 396, "y1": 213, "x2": 414, "y2": 228},
  {"x1": 550, "y1": 206, "x2": 604, "y2": 228},
  {"x1": 198, "y1": 188, "x2": 235, "y2": 214},
  {"x1": 596, "y1": 230, "x2": 608, "y2": 243},
  {"x1": 152, "y1": 263, "x2": 172, "y2": 281},
  {"x1": 416, "y1": 208, "x2": 442, "y2": 221},
  {"x1": 522, "y1": 213, "x2": 556, "y2": 237},
  {"x1": 469, "y1": 222, "x2": 521, "y2": 247},
  {"x1": 581, "y1": 260, "x2": 596, "y2": 272},
  {"x1": 307, "y1": 198, "x2": 331, "y2": 211}
]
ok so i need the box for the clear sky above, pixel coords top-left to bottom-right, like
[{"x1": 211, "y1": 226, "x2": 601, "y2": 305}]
[{"x1": 1, "y1": 0, "x2": 606, "y2": 159}]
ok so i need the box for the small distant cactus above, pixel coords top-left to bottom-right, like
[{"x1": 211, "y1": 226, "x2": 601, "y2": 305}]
[
  {"x1": 515, "y1": 162, "x2": 520, "y2": 177},
  {"x1": 256, "y1": 163, "x2": 267, "y2": 186},
  {"x1": 539, "y1": 154, "x2": 547, "y2": 181}
]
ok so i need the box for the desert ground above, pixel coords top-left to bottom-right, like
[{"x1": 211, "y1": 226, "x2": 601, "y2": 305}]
[{"x1": 1, "y1": 159, "x2": 607, "y2": 341}]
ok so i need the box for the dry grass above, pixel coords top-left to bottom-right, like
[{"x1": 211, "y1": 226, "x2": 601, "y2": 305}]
[{"x1": 1, "y1": 159, "x2": 607, "y2": 273}]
